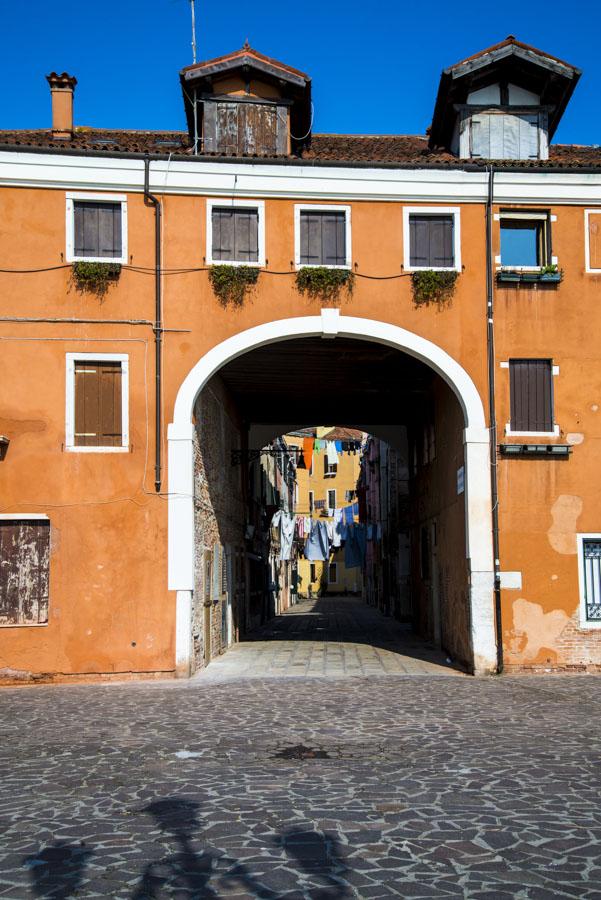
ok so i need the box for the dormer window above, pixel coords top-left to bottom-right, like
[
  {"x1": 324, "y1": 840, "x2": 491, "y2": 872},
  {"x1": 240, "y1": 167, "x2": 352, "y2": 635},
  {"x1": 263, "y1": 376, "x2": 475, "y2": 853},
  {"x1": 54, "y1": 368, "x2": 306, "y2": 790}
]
[
  {"x1": 180, "y1": 45, "x2": 311, "y2": 158},
  {"x1": 429, "y1": 37, "x2": 581, "y2": 162}
]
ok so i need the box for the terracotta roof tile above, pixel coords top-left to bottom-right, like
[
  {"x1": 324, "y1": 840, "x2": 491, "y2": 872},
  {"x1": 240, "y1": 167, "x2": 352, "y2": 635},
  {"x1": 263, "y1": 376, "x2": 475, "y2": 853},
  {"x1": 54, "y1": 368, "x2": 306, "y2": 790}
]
[{"x1": 0, "y1": 127, "x2": 599, "y2": 168}]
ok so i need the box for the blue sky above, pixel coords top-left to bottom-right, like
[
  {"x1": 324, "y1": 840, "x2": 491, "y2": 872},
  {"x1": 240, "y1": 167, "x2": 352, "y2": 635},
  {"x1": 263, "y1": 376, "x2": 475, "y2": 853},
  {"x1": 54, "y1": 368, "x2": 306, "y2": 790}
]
[{"x1": 2, "y1": 0, "x2": 599, "y2": 145}]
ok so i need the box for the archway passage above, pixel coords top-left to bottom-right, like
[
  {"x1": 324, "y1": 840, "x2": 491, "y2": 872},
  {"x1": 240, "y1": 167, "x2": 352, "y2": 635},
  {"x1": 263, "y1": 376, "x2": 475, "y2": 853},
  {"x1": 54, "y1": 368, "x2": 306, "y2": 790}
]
[{"x1": 168, "y1": 316, "x2": 496, "y2": 676}]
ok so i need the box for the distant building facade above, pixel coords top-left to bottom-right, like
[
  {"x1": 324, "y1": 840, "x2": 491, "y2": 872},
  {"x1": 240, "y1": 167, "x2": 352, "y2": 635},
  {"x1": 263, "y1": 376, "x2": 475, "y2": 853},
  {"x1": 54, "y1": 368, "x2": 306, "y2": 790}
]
[{"x1": 286, "y1": 428, "x2": 364, "y2": 598}]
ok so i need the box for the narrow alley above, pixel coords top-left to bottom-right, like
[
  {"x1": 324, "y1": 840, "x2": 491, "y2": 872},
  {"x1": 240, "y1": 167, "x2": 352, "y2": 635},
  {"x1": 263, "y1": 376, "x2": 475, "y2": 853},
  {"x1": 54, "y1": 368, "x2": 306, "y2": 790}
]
[{"x1": 200, "y1": 595, "x2": 463, "y2": 680}]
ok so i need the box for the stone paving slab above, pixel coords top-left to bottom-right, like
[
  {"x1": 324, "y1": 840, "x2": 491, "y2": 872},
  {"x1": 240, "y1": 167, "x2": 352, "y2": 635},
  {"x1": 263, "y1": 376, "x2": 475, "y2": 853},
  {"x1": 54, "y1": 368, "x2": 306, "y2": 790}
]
[
  {"x1": 2, "y1": 673, "x2": 601, "y2": 897},
  {"x1": 200, "y1": 596, "x2": 463, "y2": 681}
]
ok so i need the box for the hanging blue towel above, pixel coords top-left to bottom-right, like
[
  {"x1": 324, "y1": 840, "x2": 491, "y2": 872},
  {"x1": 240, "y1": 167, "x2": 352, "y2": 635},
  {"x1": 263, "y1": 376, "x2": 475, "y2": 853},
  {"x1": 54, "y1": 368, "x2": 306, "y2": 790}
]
[
  {"x1": 352, "y1": 502, "x2": 359, "y2": 516},
  {"x1": 304, "y1": 520, "x2": 330, "y2": 561},
  {"x1": 335, "y1": 440, "x2": 343, "y2": 452},
  {"x1": 344, "y1": 506, "x2": 354, "y2": 525}
]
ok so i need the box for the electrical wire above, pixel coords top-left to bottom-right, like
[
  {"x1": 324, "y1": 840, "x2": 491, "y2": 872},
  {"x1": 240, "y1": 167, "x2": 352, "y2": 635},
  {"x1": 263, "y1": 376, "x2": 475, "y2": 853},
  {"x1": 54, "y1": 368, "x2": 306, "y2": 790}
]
[{"x1": 0, "y1": 264, "x2": 411, "y2": 279}]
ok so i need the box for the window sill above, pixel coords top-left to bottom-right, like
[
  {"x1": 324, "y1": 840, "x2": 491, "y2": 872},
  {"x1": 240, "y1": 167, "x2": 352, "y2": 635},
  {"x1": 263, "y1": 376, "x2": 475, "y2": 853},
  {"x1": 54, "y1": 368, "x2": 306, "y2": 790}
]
[
  {"x1": 207, "y1": 260, "x2": 264, "y2": 268},
  {"x1": 65, "y1": 445, "x2": 130, "y2": 453},
  {"x1": 0, "y1": 621, "x2": 48, "y2": 628},
  {"x1": 497, "y1": 270, "x2": 562, "y2": 285},
  {"x1": 405, "y1": 266, "x2": 460, "y2": 273},
  {"x1": 505, "y1": 425, "x2": 560, "y2": 437},
  {"x1": 68, "y1": 255, "x2": 127, "y2": 265},
  {"x1": 295, "y1": 263, "x2": 351, "y2": 271}
]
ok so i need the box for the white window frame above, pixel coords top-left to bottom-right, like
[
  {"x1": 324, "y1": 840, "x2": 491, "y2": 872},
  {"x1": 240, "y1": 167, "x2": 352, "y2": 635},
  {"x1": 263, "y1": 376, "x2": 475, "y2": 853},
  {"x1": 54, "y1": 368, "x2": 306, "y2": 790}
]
[
  {"x1": 577, "y1": 534, "x2": 601, "y2": 630},
  {"x1": 0, "y1": 514, "x2": 50, "y2": 628},
  {"x1": 294, "y1": 204, "x2": 352, "y2": 270},
  {"x1": 65, "y1": 353, "x2": 129, "y2": 453},
  {"x1": 328, "y1": 562, "x2": 338, "y2": 585},
  {"x1": 206, "y1": 198, "x2": 265, "y2": 267},
  {"x1": 496, "y1": 210, "x2": 553, "y2": 272},
  {"x1": 501, "y1": 360, "x2": 560, "y2": 437},
  {"x1": 584, "y1": 210, "x2": 601, "y2": 274},
  {"x1": 65, "y1": 192, "x2": 128, "y2": 264},
  {"x1": 403, "y1": 206, "x2": 461, "y2": 273}
]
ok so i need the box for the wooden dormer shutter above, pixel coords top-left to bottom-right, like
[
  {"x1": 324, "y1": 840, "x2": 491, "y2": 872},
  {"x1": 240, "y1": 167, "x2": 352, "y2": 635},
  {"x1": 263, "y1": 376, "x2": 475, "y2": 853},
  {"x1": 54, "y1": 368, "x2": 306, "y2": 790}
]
[{"x1": 74, "y1": 361, "x2": 123, "y2": 446}]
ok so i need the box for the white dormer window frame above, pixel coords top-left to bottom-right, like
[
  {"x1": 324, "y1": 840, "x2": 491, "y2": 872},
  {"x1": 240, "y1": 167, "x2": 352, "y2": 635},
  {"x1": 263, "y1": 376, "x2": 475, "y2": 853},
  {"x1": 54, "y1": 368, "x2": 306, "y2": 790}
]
[{"x1": 66, "y1": 192, "x2": 128, "y2": 264}]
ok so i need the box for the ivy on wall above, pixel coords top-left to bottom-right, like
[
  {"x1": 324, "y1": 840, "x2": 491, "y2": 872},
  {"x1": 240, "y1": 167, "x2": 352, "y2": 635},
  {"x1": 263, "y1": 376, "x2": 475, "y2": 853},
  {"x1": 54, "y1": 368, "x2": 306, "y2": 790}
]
[
  {"x1": 295, "y1": 267, "x2": 355, "y2": 303},
  {"x1": 411, "y1": 270, "x2": 458, "y2": 308},
  {"x1": 71, "y1": 262, "x2": 121, "y2": 298},
  {"x1": 208, "y1": 265, "x2": 260, "y2": 307}
]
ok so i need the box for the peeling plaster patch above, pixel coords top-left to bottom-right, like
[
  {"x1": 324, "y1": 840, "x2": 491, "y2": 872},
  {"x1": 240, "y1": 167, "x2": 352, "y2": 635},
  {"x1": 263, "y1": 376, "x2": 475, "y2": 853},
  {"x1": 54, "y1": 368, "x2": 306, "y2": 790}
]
[
  {"x1": 86, "y1": 629, "x2": 92, "y2": 636},
  {"x1": 592, "y1": 405, "x2": 599, "y2": 412},
  {"x1": 566, "y1": 433, "x2": 584, "y2": 445},
  {"x1": 548, "y1": 495, "x2": 582, "y2": 555},
  {"x1": 551, "y1": 574, "x2": 559, "y2": 581},
  {"x1": 511, "y1": 598, "x2": 569, "y2": 661},
  {"x1": 97, "y1": 564, "x2": 104, "y2": 570}
]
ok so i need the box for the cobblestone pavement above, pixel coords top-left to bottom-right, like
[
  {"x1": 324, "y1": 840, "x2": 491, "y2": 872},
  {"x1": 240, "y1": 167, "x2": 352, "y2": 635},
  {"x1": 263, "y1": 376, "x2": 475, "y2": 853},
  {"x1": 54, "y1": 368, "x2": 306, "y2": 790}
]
[
  {"x1": 3, "y1": 647, "x2": 601, "y2": 895},
  {"x1": 202, "y1": 596, "x2": 463, "y2": 680}
]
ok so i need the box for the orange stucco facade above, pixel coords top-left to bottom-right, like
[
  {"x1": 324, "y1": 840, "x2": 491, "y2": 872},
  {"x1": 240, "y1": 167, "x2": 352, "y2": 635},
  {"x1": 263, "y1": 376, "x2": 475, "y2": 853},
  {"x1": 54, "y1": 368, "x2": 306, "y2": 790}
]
[{"x1": 2, "y1": 37, "x2": 601, "y2": 679}]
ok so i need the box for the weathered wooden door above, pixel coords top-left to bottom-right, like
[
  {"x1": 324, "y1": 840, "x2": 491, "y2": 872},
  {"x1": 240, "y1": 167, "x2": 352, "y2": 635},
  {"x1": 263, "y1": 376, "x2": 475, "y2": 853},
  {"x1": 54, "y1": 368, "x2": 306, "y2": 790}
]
[{"x1": 0, "y1": 519, "x2": 49, "y2": 625}]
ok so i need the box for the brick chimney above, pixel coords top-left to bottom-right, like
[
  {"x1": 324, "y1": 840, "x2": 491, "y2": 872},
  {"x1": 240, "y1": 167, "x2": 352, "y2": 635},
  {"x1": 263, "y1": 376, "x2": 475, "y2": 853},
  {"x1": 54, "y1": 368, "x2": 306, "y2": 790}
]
[{"x1": 46, "y1": 72, "x2": 77, "y2": 140}]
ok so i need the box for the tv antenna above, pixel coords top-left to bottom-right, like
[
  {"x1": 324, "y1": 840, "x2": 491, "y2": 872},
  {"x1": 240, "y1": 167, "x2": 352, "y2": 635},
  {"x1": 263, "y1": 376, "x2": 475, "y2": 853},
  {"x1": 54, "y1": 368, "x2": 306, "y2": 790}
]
[{"x1": 190, "y1": 0, "x2": 197, "y2": 64}]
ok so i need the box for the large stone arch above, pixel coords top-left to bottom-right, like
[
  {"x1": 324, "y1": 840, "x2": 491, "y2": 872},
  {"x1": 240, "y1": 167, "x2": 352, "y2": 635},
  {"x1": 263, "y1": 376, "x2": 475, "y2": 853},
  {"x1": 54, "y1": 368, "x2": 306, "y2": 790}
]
[{"x1": 168, "y1": 310, "x2": 496, "y2": 675}]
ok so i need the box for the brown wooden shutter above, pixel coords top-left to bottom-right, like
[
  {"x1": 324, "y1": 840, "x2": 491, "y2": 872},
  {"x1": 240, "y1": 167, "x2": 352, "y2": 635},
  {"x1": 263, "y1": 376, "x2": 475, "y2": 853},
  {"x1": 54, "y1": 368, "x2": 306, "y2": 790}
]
[
  {"x1": 509, "y1": 359, "x2": 553, "y2": 432},
  {"x1": 589, "y1": 213, "x2": 601, "y2": 270},
  {"x1": 300, "y1": 211, "x2": 346, "y2": 265},
  {"x1": 410, "y1": 215, "x2": 454, "y2": 267},
  {"x1": 74, "y1": 361, "x2": 122, "y2": 447},
  {"x1": 0, "y1": 520, "x2": 49, "y2": 625},
  {"x1": 74, "y1": 202, "x2": 121, "y2": 258}
]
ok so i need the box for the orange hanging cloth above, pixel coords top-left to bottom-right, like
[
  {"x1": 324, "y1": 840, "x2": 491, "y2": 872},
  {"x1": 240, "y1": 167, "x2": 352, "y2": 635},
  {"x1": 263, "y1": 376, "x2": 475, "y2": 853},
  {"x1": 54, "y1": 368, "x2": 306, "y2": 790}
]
[{"x1": 303, "y1": 437, "x2": 314, "y2": 472}]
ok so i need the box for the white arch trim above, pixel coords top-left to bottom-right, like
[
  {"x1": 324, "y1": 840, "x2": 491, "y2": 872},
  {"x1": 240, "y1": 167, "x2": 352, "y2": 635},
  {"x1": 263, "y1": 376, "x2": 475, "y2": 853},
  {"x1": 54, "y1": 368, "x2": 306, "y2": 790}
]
[{"x1": 168, "y1": 310, "x2": 497, "y2": 675}]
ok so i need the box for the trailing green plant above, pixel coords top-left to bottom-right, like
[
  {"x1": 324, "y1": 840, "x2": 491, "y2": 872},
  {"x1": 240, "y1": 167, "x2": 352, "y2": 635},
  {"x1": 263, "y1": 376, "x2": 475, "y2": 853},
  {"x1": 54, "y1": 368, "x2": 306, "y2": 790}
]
[
  {"x1": 208, "y1": 265, "x2": 259, "y2": 307},
  {"x1": 411, "y1": 270, "x2": 458, "y2": 307},
  {"x1": 71, "y1": 261, "x2": 121, "y2": 297},
  {"x1": 295, "y1": 267, "x2": 355, "y2": 303}
]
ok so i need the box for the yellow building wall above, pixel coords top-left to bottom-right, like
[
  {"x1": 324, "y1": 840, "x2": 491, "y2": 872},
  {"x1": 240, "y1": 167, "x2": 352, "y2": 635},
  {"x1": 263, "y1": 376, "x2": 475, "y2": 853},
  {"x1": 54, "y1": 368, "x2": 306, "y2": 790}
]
[{"x1": 286, "y1": 430, "x2": 363, "y2": 597}]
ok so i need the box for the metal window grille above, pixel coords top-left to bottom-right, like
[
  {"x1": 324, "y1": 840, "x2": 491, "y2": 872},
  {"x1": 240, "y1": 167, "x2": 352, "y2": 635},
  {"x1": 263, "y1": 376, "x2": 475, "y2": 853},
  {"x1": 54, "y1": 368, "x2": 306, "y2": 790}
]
[{"x1": 583, "y1": 540, "x2": 601, "y2": 621}]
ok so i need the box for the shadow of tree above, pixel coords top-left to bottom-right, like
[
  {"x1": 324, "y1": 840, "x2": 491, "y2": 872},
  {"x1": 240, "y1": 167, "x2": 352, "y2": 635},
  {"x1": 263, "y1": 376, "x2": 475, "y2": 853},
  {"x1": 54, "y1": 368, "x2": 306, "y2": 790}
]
[
  {"x1": 23, "y1": 840, "x2": 94, "y2": 900},
  {"x1": 132, "y1": 797, "x2": 278, "y2": 900},
  {"x1": 21, "y1": 805, "x2": 356, "y2": 899},
  {"x1": 279, "y1": 828, "x2": 352, "y2": 898}
]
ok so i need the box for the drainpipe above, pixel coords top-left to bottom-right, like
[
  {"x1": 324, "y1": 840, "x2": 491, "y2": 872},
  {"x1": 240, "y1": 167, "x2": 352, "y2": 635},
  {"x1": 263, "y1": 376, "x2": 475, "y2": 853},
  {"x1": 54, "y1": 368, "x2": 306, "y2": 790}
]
[
  {"x1": 144, "y1": 156, "x2": 162, "y2": 492},
  {"x1": 486, "y1": 164, "x2": 503, "y2": 672}
]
